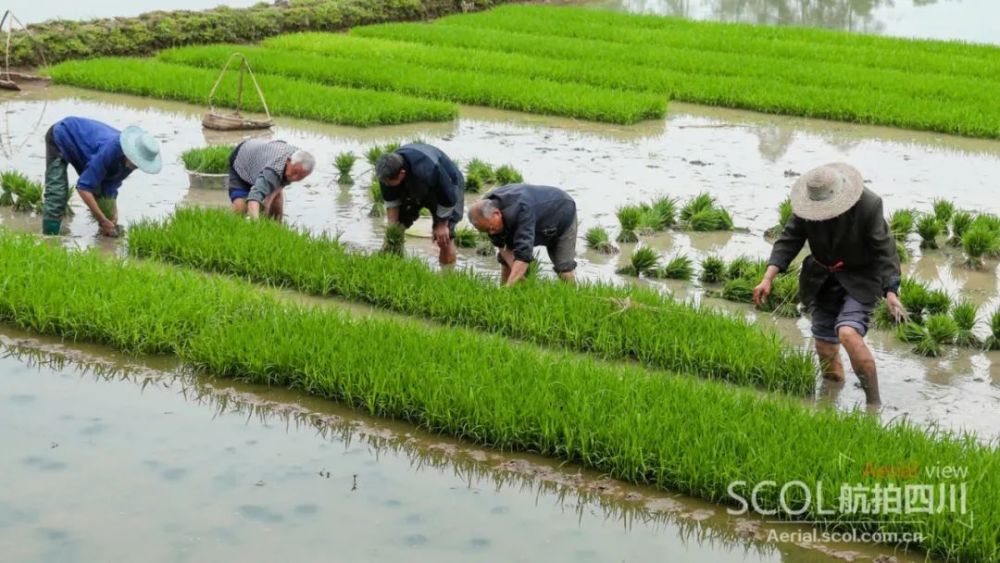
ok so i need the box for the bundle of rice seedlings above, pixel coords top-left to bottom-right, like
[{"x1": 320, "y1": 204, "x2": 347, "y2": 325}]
[
  {"x1": 585, "y1": 226, "x2": 618, "y2": 254},
  {"x1": 616, "y1": 246, "x2": 659, "y2": 277},
  {"x1": 765, "y1": 197, "x2": 793, "y2": 238},
  {"x1": 335, "y1": 152, "x2": 357, "y2": 184},
  {"x1": 0, "y1": 187, "x2": 12, "y2": 207},
  {"x1": 96, "y1": 197, "x2": 116, "y2": 222},
  {"x1": 524, "y1": 252, "x2": 542, "y2": 280},
  {"x1": 649, "y1": 196, "x2": 677, "y2": 230},
  {"x1": 475, "y1": 232, "x2": 494, "y2": 256},
  {"x1": 916, "y1": 214, "x2": 944, "y2": 249},
  {"x1": 369, "y1": 180, "x2": 385, "y2": 217},
  {"x1": 689, "y1": 208, "x2": 734, "y2": 231},
  {"x1": 896, "y1": 322, "x2": 926, "y2": 344},
  {"x1": 454, "y1": 226, "x2": 479, "y2": 248},
  {"x1": 771, "y1": 273, "x2": 800, "y2": 317},
  {"x1": 889, "y1": 209, "x2": 914, "y2": 242},
  {"x1": 655, "y1": 253, "x2": 693, "y2": 281},
  {"x1": 932, "y1": 198, "x2": 955, "y2": 224},
  {"x1": 899, "y1": 277, "x2": 930, "y2": 323},
  {"x1": 722, "y1": 278, "x2": 755, "y2": 305},
  {"x1": 180, "y1": 145, "x2": 234, "y2": 174},
  {"x1": 364, "y1": 145, "x2": 386, "y2": 167},
  {"x1": 951, "y1": 300, "x2": 980, "y2": 347},
  {"x1": 464, "y1": 158, "x2": 496, "y2": 193},
  {"x1": 896, "y1": 240, "x2": 910, "y2": 263},
  {"x1": 948, "y1": 211, "x2": 973, "y2": 247},
  {"x1": 3, "y1": 171, "x2": 44, "y2": 213},
  {"x1": 984, "y1": 307, "x2": 1000, "y2": 351},
  {"x1": 962, "y1": 224, "x2": 1000, "y2": 269},
  {"x1": 679, "y1": 193, "x2": 714, "y2": 221},
  {"x1": 616, "y1": 206, "x2": 641, "y2": 243},
  {"x1": 924, "y1": 289, "x2": 952, "y2": 316},
  {"x1": 494, "y1": 164, "x2": 524, "y2": 185},
  {"x1": 381, "y1": 223, "x2": 406, "y2": 256},
  {"x1": 915, "y1": 314, "x2": 959, "y2": 358},
  {"x1": 872, "y1": 299, "x2": 894, "y2": 330},
  {"x1": 699, "y1": 255, "x2": 726, "y2": 283},
  {"x1": 726, "y1": 255, "x2": 760, "y2": 281}
]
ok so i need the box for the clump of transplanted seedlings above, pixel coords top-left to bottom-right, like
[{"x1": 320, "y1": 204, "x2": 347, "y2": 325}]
[
  {"x1": 616, "y1": 245, "x2": 659, "y2": 277},
  {"x1": 334, "y1": 152, "x2": 357, "y2": 185},
  {"x1": 585, "y1": 226, "x2": 618, "y2": 254}
]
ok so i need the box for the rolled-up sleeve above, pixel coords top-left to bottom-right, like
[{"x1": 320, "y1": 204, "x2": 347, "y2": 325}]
[
  {"x1": 767, "y1": 214, "x2": 807, "y2": 273},
  {"x1": 868, "y1": 200, "x2": 901, "y2": 295},
  {"x1": 511, "y1": 202, "x2": 536, "y2": 263},
  {"x1": 431, "y1": 165, "x2": 459, "y2": 222},
  {"x1": 247, "y1": 168, "x2": 282, "y2": 204},
  {"x1": 77, "y1": 143, "x2": 119, "y2": 193}
]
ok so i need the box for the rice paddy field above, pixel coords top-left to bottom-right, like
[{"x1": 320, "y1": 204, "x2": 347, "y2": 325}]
[{"x1": 4, "y1": 1, "x2": 1000, "y2": 561}]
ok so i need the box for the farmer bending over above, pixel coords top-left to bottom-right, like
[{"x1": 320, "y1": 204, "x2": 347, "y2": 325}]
[
  {"x1": 43, "y1": 116, "x2": 161, "y2": 236},
  {"x1": 468, "y1": 184, "x2": 578, "y2": 286},
  {"x1": 753, "y1": 163, "x2": 903, "y2": 408},
  {"x1": 375, "y1": 143, "x2": 464, "y2": 265},
  {"x1": 228, "y1": 139, "x2": 314, "y2": 222}
]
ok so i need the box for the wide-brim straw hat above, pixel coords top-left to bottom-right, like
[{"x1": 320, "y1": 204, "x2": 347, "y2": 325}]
[
  {"x1": 120, "y1": 125, "x2": 162, "y2": 174},
  {"x1": 789, "y1": 162, "x2": 864, "y2": 221}
]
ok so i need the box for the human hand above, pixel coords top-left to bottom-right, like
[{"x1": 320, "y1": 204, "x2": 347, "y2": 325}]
[{"x1": 752, "y1": 278, "x2": 773, "y2": 308}]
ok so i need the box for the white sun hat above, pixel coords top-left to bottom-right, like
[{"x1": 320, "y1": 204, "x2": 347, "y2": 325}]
[
  {"x1": 789, "y1": 162, "x2": 864, "y2": 221},
  {"x1": 119, "y1": 125, "x2": 162, "y2": 174}
]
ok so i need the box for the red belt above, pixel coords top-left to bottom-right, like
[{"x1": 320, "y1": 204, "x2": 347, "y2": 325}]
[{"x1": 814, "y1": 258, "x2": 845, "y2": 273}]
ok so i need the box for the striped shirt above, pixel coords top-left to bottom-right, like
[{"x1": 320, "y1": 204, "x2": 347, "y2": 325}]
[{"x1": 233, "y1": 139, "x2": 298, "y2": 203}]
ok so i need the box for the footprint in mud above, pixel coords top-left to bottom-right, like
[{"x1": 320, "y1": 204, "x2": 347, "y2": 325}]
[
  {"x1": 8, "y1": 393, "x2": 35, "y2": 404},
  {"x1": 22, "y1": 456, "x2": 67, "y2": 472},
  {"x1": 403, "y1": 534, "x2": 428, "y2": 546},
  {"x1": 237, "y1": 505, "x2": 285, "y2": 524}
]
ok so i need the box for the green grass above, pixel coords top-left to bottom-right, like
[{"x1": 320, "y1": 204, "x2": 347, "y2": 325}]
[
  {"x1": 127, "y1": 208, "x2": 816, "y2": 393},
  {"x1": 157, "y1": 43, "x2": 666, "y2": 124},
  {"x1": 3, "y1": 226, "x2": 999, "y2": 561},
  {"x1": 46, "y1": 58, "x2": 456, "y2": 127},
  {"x1": 349, "y1": 5, "x2": 1000, "y2": 139},
  {"x1": 181, "y1": 145, "x2": 233, "y2": 174}
]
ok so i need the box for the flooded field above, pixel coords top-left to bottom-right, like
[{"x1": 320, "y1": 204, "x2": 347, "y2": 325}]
[
  {"x1": 0, "y1": 329, "x2": 928, "y2": 563},
  {"x1": 2, "y1": 84, "x2": 999, "y2": 437},
  {"x1": 586, "y1": 0, "x2": 999, "y2": 45}
]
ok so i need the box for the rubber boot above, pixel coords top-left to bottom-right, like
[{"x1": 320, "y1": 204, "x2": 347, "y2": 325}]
[{"x1": 42, "y1": 219, "x2": 61, "y2": 236}]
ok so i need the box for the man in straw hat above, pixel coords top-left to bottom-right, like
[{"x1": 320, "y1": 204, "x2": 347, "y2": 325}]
[
  {"x1": 753, "y1": 163, "x2": 904, "y2": 407},
  {"x1": 43, "y1": 116, "x2": 162, "y2": 237},
  {"x1": 228, "y1": 139, "x2": 315, "y2": 223}
]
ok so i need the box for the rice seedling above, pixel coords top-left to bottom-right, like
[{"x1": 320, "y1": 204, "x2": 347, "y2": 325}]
[
  {"x1": 962, "y1": 224, "x2": 1000, "y2": 269},
  {"x1": 765, "y1": 197, "x2": 792, "y2": 238},
  {"x1": 454, "y1": 226, "x2": 478, "y2": 248},
  {"x1": 616, "y1": 246, "x2": 659, "y2": 277},
  {"x1": 334, "y1": 152, "x2": 357, "y2": 184},
  {"x1": 678, "y1": 193, "x2": 733, "y2": 231},
  {"x1": 493, "y1": 164, "x2": 524, "y2": 185},
  {"x1": 47, "y1": 58, "x2": 457, "y2": 127},
  {"x1": 464, "y1": 159, "x2": 496, "y2": 193},
  {"x1": 971, "y1": 213, "x2": 1000, "y2": 234},
  {"x1": 898, "y1": 278, "x2": 931, "y2": 324},
  {"x1": 951, "y1": 300, "x2": 980, "y2": 348},
  {"x1": 615, "y1": 206, "x2": 641, "y2": 243},
  {"x1": 95, "y1": 197, "x2": 115, "y2": 222},
  {"x1": 725, "y1": 256, "x2": 761, "y2": 282},
  {"x1": 932, "y1": 198, "x2": 955, "y2": 224},
  {"x1": 721, "y1": 278, "x2": 755, "y2": 305},
  {"x1": 654, "y1": 253, "x2": 693, "y2": 281},
  {"x1": 584, "y1": 226, "x2": 618, "y2": 255},
  {"x1": 2, "y1": 170, "x2": 44, "y2": 213},
  {"x1": 699, "y1": 256, "x2": 725, "y2": 284},
  {"x1": 0, "y1": 185, "x2": 13, "y2": 207},
  {"x1": 365, "y1": 145, "x2": 386, "y2": 167},
  {"x1": 895, "y1": 241, "x2": 909, "y2": 264},
  {"x1": 916, "y1": 214, "x2": 943, "y2": 249},
  {"x1": 647, "y1": 196, "x2": 677, "y2": 230},
  {"x1": 871, "y1": 300, "x2": 894, "y2": 330},
  {"x1": 6, "y1": 226, "x2": 1000, "y2": 561},
  {"x1": 984, "y1": 307, "x2": 1000, "y2": 351},
  {"x1": 771, "y1": 273, "x2": 800, "y2": 317},
  {"x1": 349, "y1": 6, "x2": 1000, "y2": 141},
  {"x1": 128, "y1": 208, "x2": 817, "y2": 393},
  {"x1": 925, "y1": 289, "x2": 952, "y2": 317},
  {"x1": 157, "y1": 44, "x2": 666, "y2": 124},
  {"x1": 381, "y1": 223, "x2": 406, "y2": 256},
  {"x1": 889, "y1": 209, "x2": 914, "y2": 242},
  {"x1": 913, "y1": 314, "x2": 959, "y2": 356},
  {"x1": 368, "y1": 179, "x2": 384, "y2": 218},
  {"x1": 948, "y1": 211, "x2": 973, "y2": 247},
  {"x1": 180, "y1": 145, "x2": 233, "y2": 174}
]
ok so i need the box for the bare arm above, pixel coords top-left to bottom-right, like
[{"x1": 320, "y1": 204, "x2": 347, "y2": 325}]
[{"x1": 77, "y1": 189, "x2": 116, "y2": 233}]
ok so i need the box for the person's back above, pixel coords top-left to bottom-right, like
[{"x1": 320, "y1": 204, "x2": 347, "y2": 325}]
[
  {"x1": 485, "y1": 184, "x2": 576, "y2": 247},
  {"x1": 51, "y1": 117, "x2": 122, "y2": 174}
]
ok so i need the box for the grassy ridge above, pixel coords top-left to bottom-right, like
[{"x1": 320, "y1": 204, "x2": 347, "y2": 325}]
[
  {"x1": 351, "y1": 12, "x2": 999, "y2": 137},
  {"x1": 156, "y1": 44, "x2": 666, "y2": 124},
  {"x1": 181, "y1": 145, "x2": 234, "y2": 174},
  {"x1": 0, "y1": 228, "x2": 995, "y2": 561},
  {"x1": 46, "y1": 58, "x2": 457, "y2": 127},
  {"x1": 127, "y1": 208, "x2": 816, "y2": 394}
]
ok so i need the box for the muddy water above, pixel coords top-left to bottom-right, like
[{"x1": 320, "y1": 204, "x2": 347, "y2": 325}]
[
  {"x1": 584, "y1": 0, "x2": 1000, "y2": 45},
  {"x1": 2, "y1": 85, "x2": 1000, "y2": 437},
  {"x1": 0, "y1": 331, "x2": 929, "y2": 563}
]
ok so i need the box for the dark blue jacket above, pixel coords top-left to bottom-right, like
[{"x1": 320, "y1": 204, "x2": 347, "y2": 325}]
[
  {"x1": 51, "y1": 117, "x2": 132, "y2": 199},
  {"x1": 380, "y1": 143, "x2": 464, "y2": 225},
  {"x1": 485, "y1": 184, "x2": 576, "y2": 263}
]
